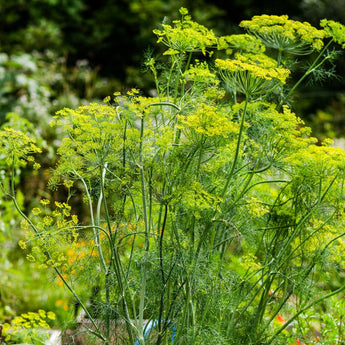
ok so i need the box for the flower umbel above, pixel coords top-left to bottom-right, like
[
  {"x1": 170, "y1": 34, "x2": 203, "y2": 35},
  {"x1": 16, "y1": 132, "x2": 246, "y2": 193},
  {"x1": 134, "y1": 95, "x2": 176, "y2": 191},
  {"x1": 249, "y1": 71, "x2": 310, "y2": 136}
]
[
  {"x1": 183, "y1": 61, "x2": 219, "y2": 84},
  {"x1": 178, "y1": 103, "x2": 238, "y2": 138},
  {"x1": 0, "y1": 128, "x2": 41, "y2": 167},
  {"x1": 240, "y1": 15, "x2": 326, "y2": 54},
  {"x1": 320, "y1": 19, "x2": 345, "y2": 48},
  {"x1": 216, "y1": 53, "x2": 290, "y2": 96},
  {"x1": 153, "y1": 7, "x2": 217, "y2": 55},
  {"x1": 218, "y1": 34, "x2": 266, "y2": 54}
]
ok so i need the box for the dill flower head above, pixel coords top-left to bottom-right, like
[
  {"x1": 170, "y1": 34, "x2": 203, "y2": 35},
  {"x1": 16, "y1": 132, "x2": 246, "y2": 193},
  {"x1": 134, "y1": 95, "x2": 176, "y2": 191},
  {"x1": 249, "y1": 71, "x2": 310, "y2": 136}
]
[
  {"x1": 183, "y1": 61, "x2": 219, "y2": 84},
  {"x1": 177, "y1": 103, "x2": 238, "y2": 138},
  {"x1": 153, "y1": 7, "x2": 217, "y2": 55},
  {"x1": 215, "y1": 53, "x2": 290, "y2": 96},
  {"x1": 0, "y1": 127, "x2": 42, "y2": 167},
  {"x1": 320, "y1": 19, "x2": 345, "y2": 48},
  {"x1": 240, "y1": 15, "x2": 326, "y2": 55},
  {"x1": 218, "y1": 34, "x2": 266, "y2": 54}
]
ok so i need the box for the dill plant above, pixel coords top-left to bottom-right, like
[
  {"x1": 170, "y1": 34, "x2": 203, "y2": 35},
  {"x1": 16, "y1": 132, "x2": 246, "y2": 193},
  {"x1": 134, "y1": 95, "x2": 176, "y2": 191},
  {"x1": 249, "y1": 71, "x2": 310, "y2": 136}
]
[
  {"x1": 1, "y1": 310, "x2": 56, "y2": 344},
  {"x1": 2, "y1": 8, "x2": 345, "y2": 345}
]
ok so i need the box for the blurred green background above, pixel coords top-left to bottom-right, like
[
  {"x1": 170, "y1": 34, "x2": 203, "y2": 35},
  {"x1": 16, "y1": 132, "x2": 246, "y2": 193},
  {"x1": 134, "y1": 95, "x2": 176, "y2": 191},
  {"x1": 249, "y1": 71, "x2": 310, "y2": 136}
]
[
  {"x1": 1, "y1": 0, "x2": 345, "y2": 134},
  {"x1": 1, "y1": 0, "x2": 345, "y2": 137}
]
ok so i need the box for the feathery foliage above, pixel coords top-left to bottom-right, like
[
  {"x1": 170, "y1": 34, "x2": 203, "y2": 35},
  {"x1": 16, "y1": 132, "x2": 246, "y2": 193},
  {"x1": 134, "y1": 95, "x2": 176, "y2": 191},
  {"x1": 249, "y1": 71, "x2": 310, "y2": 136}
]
[{"x1": 3, "y1": 8, "x2": 345, "y2": 345}]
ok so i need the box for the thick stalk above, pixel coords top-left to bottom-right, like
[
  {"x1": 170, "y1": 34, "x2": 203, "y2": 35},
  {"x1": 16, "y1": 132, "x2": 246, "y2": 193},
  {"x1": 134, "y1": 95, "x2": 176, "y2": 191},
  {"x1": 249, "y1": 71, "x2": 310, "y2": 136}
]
[
  {"x1": 99, "y1": 163, "x2": 112, "y2": 344},
  {"x1": 156, "y1": 203, "x2": 168, "y2": 345},
  {"x1": 74, "y1": 169, "x2": 107, "y2": 273},
  {"x1": 100, "y1": 162, "x2": 136, "y2": 344},
  {"x1": 173, "y1": 54, "x2": 183, "y2": 102},
  {"x1": 138, "y1": 115, "x2": 149, "y2": 345},
  {"x1": 221, "y1": 94, "x2": 249, "y2": 199},
  {"x1": 166, "y1": 56, "x2": 178, "y2": 99}
]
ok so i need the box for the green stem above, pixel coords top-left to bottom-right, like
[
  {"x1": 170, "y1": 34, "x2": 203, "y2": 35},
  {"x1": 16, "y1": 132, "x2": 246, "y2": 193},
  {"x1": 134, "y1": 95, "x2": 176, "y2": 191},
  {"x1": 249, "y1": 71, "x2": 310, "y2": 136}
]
[
  {"x1": 276, "y1": 49, "x2": 283, "y2": 67},
  {"x1": 99, "y1": 162, "x2": 113, "y2": 345},
  {"x1": 99, "y1": 163, "x2": 135, "y2": 344},
  {"x1": 173, "y1": 55, "x2": 183, "y2": 102},
  {"x1": 166, "y1": 56, "x2": 178, "y2": 99},
  {"x1": 148, "y1": 102, "x2": 180, "y2": 111},
  {"x1": 150, "y1": 64, "x2": 162, "y2": 100},
  {"x1": 221, "y1": 94, "x2": 249, "y2": 198},
  {"x1": 157, "y1": 204, "x2": 169, "y2": 345},
  {"x1": 74, "y1": 169, "x2": 107, "y2": 273},
  {"x1": 185, "y1": 51, "x2": 193, "y2": 72},
  {"x1": 279, "y1": 38, "x2": 334, "y2": 108},
  {"x1": 9, "y1": 161, "x2": 106, "y2": 342},
  {"x1": 138, "y1": 115, "x2": 149, "y2": 345},
  {"x1": 267, "y1": 281, "x2": 345, "y2": 345}
]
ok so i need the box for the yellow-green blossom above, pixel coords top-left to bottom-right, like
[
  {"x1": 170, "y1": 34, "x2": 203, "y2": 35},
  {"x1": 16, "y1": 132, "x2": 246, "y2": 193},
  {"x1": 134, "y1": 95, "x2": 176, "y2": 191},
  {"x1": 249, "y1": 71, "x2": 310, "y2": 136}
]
[
  {"x1": 43, "y1": 216, "x2": 54, "y2": 226},
  {"x1": 51, "y1": 101, "x2": 136, "y2": 185},
  {"x1": 240, "y1": 253, "x2": 262, "y2": 272},
  {"x1": 0, "y1": 128, "x2": 41, "y2": 167},
  {"x1": 153, "y1": 8, "x2": 217, "y2": 55},
  {"x1": 180, "y1": 181, "x2": 223, "y2": 218},
  {"x1": 292, "y1": 218, "x2": 345, "y2": 264},
  {"x1": 183, "y1": 61, "x2": 219, "y2": 84},
  {"x1": 63, "y1": 179, "x2": 74, "y2": 189},
  {"x1": 240, "y1": 14, "x2": 326, "y2": 54},
  {"x1": 20, "y1": 198, "x2": 80, "y2": 270},
  {"x1": 40, "y1": 199, "x2": 50, "y2": 206},
  {"x1": 18, "y1": 240, "x2": 27, "y2": 249},
  {"x1": 216, "y1": 53, "x2": 290, "y2": 96},
  {"x1": 127, "y1": 88, "x2": 140, "y2": 96},
  {"x1": 103, "y1": 95, "x2": 111, "y2": 103},
  {"x1": 31, "y1": 207, "x2": 41, "y2": 216},
  {"x1": 320, "y1": 19, "x2": 345, "y2": 48},
  {"x1": 178, "y1": 103, "x2": 238, "y2": 138},
  {"x1": 245, "y1": 197, "x2": 270, "y2": 218},
  {"x1": 285, "y1": 143, "x2": 345, "y2": 178},
  {"x1": 218, "y1": 34, "x2": 266, "y2": 54},
  {"x1": 20, "y1": 219, "x2": 30, "y2": 230},
  {"x1": 2, "y1": 310, "x2": 55, "y2": 343}
]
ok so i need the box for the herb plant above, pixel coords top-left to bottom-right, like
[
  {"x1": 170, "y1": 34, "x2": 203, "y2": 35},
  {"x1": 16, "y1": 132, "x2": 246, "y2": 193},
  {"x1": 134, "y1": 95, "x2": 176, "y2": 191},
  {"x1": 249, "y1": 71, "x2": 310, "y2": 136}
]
[{"x1": 2, "y1": 8, "x2": 345, "y2": 345}]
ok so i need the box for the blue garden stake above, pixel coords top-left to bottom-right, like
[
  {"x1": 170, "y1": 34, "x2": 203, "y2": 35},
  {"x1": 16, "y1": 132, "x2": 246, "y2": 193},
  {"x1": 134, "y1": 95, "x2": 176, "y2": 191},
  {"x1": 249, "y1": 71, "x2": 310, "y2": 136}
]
[
  {"x1": 171, "y1": 324, "x2": 177, "y2": 342},
  {"x1": 135, "y1": 320, "x2": 176, "y2": 344}
]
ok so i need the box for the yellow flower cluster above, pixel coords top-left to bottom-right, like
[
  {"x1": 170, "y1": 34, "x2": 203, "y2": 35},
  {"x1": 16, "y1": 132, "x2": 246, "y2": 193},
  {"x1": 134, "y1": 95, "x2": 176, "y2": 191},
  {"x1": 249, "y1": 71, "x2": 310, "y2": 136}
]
[
  {"x1": 320, "y1": 19, "x2": 345, "y2": 48},
  {"x1": 218, "y1": 34, "x2": 266, "y2": 54},
  {"x1": 237, "y1": 102, "x2": 314, "y2": 153},
  {"x1": 2, "y1": 310, "x2": 55, "y2": 343},
  {"x1": 216, "y1": 54, "x2": 289, "y2": 83},
  {"x1": 291, "y1": 218, "x2": 345, "y2": 266},
  {"x1": 0, "y1": 127, "x2": 41, "y2": 168},
  {"x1": 178, "y1": 103, "x2": 238, "y2": 138},
  {"x1": 153, "y1": 8, "x2": 217, "y2": 55},
  {"x1": 285, "y1": 143, "x2": 345, "y2": 177},
  {"x1": 180, "y1": 181, "x2": 223, "y2": 218},
  {"x1": 51, "y1": 101, "x2": 141, "y2": 184},
  {"x1": 239, "y1": 253, "x2": 262, "y2": 273},
  {"x1": 124, "y1": 95, "x2": 156, "y2": 118},
  {"x1": 240, "y1": 14, "x2": 326, "y2": 54},
  {"x1": 245, "y1": 197, "x2": 270, "y2": 218},
  {"x1": 20, "y1": 201, "x2": 79, "y2": 269},
  {"x1": 216, "y1": 53, "x2": 290, "y2": 96},
  {"x1": 183, "y1": 61, "x2": 219, "y2": 85}
]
